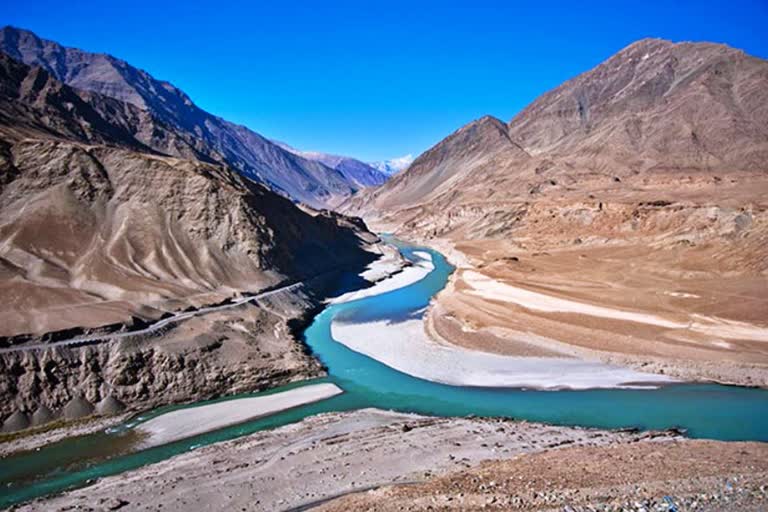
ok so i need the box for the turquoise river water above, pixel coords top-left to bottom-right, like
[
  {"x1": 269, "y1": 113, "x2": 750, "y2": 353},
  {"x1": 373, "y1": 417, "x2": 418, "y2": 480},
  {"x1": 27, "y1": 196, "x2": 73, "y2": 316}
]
[{"x1": 1, "y1": 238, "x2": 767, "y2": 508}]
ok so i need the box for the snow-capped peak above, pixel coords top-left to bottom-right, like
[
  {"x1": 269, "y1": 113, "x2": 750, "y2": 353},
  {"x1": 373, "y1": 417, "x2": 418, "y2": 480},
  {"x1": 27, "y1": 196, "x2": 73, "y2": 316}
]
[{"x1": 370, "y1": 154, "x2": 414, "y2": 176}]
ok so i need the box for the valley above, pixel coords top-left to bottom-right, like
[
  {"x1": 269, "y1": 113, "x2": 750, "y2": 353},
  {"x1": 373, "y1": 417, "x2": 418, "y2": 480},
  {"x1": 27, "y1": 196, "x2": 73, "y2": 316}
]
[{"x1": 0, "y1": 20, "x2": 766, "y2": 512}]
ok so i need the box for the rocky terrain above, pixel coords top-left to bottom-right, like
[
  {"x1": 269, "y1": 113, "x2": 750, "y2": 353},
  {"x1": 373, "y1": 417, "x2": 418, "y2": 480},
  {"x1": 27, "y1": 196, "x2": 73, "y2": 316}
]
[
  {"x1": 343, "y1": 38, "x2": 768, "y2": 386},
  {"x1": 16, "y1": 408, "x2": 726, "y2": 512},
  {"x1": 0, "y1": 26, "x2": 368, "y2": 208},
  {"x1": 0, "y1": 50, "x2": 379, "y2": 431},
  {"x1": 0, "y1": 284, "x2": 329, "y2": 432},
  {"x1": 321, "y1": 434, "x2": 768, "y2": 512}
]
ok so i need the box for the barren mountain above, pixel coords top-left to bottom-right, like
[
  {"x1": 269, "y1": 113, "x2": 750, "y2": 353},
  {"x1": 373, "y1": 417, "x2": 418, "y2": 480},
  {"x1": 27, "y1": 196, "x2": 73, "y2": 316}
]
[
  {"x1": 0, "y1": 53, "x2": 376, "y2": 339},
  {"x1": 0, "y1": 26, "x2": 358, "y2": 208},
  {"x1": 342, "y1": 115, "x2": 531, "y2": 218},
  {"x1": 345, "y1": 38, "x2": 768, "y2": 226},
  {"x1": 344, "y1": 38, "x2": 768, "y2": 386},
  {"x1": 508, "y1": 38, "x2": 768, "y2": 171}
]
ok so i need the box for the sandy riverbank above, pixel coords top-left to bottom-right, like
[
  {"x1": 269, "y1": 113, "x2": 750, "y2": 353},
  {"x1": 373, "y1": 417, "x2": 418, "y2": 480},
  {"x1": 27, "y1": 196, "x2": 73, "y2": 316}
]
[
  {"x1": 328, "y1": 236, "x2": 675, "y2": 390},
  {"x1": 330, "y1": 251, "x2": 434, "y2": 304},
  {"x1": 358, "y1": 241, "x2": 407, "y2": 282},
  {"x1": 136, "y1": 383, "x2": 343, "y2": 448},
  {"x1": 410, "y1": 235, "x2": 768, "y2": 388},
  {"x1": 19, "y1": 408, "x2": 701, "y2": 512},
  {"x1": 0, "y1": 414, "x2": 130, "y2": 458},
  {"x1": 331, "y1": 317, "x2": 674, "y2": 389},
  {"x1": 463, "y1": 270, "x2": 768, "y2": 342}
]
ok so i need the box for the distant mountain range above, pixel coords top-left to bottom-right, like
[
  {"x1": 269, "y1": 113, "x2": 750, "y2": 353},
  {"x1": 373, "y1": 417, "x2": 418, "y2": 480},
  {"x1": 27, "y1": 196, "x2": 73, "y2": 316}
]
[
  {"x1": 0, "y1": 26, "x2": 375, "y2": 209},
  {"x1": 272, "y1": 141, "x2": 389, "y2": 189},
  {"x1": 370, "y1": 154, "x2": 414, "y2": 176}
]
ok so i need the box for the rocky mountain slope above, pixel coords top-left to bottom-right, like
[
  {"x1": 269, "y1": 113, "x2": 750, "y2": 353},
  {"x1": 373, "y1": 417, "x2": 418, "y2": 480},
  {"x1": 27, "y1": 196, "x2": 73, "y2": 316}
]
[
  {"x1": 0, "y1": 26, "x2": 360, "y2": 208},
  {"x1": 508, "y1": 38, "x2": 768, "y2": 171},
  {"x1": 343, "y1": 38, "x2": 768, "y2": 386},
  {"x1": 0, "y1": 53, "x2": 376, "y2": 338},
  {"x1": 342, "y1": 115, "x2": 531, "y2": 217},
  {"x1": 273, "y1": 141, "x2": 389, "y2": 188}
]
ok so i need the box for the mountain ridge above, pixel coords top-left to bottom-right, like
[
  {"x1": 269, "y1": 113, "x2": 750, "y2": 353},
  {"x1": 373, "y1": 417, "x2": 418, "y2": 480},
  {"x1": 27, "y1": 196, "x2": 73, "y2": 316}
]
[
  {"x1": 0, "y1": 26, "x2": 359, "y2": 208},
  {"x1": 0, "y1": 51, "x2": 376, "y2": 338},
  {"x1": 343, "y1": 37, "x2": 768, "y2": 226},
  {"x1": 339, "y1": 36, "x2": 768, "y2": 390}
]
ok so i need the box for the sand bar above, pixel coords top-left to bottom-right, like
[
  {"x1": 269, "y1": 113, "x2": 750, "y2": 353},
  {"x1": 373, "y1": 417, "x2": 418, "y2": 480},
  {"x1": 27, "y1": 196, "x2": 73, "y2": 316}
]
[
  {"x1": 135, "y1": 383, "x2": 343, "y2": 447},
  {"x1": 330, "y1": 251, "x2": 434, "y2": 304},
  {"x1": 463, "y1": 270, "x2": 685, "y2": 328},
  {"x1": 331, "y1": 318, "x2": 675, "y2": 389}
]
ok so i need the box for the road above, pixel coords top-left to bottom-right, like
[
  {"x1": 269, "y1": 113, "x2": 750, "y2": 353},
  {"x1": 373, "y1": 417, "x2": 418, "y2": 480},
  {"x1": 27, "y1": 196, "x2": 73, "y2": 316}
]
[{"x1": 0, "y1": 282, "x2": 304, "y2": 354}]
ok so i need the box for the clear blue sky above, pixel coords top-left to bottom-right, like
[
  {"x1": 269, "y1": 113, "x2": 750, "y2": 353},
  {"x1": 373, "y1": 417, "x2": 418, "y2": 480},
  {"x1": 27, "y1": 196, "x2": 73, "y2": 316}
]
[{"x1": 3, "y1": 0, "x2": 767, "y2": 161}]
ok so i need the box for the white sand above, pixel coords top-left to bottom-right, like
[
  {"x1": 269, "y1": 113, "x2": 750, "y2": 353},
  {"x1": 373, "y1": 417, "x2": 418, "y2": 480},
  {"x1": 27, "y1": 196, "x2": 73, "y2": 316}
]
[
  {"x1": 136, "y1": 383, "x2": 343, "y2": 447},
  {"x1": 330, "y1": 252, "x2": 434, "y2": 304},
  {"x1": 331, "y1": 318, "x2": 675, "y2": 390},
  {"x1": 463, "y1": 271, "x2": 768, "y2": 341}
]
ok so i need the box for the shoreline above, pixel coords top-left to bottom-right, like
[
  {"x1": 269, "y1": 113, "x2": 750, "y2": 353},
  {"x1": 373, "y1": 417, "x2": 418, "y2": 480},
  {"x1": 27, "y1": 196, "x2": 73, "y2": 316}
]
[
  {"x1": 0, "y1": 414, "x2": 131, "y2": 458},
  {"x1": 135, "y1": 383, "x2": 343, "y2": 448},
  {"x1": 17, "y1": 408, "x2": 703, "y2": 512},
  {"x1": 329, "y1": 235, "x2": 675, "y2": 390},
  {"x1": 331, "y1": 317, "x2": 675, "y2": 390},
  {"x1": 404, "y1": 234, "x2": 768, "y2": 389},
  {"x1": 329, "y1": 251, "x2": 434, "y2": 304}
]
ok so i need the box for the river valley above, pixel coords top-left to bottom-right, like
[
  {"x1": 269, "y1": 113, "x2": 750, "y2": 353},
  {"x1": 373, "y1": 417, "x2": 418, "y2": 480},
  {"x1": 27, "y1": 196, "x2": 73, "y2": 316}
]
[{"x1": 1, "y1": 238, "x2": 767, "y2": 509}]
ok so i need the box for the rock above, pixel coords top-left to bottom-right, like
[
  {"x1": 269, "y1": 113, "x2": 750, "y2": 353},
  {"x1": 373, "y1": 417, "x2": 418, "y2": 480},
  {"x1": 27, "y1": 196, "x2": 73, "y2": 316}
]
[{"x1": 103, "y1": 497, "x2": 130, "y2": 510}]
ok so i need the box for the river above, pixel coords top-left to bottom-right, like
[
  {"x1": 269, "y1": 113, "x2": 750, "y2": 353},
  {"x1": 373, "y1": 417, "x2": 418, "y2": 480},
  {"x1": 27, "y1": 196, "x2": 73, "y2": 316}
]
[{"x1": 1, "y1": 238, "x2": 767, "y2": 508}]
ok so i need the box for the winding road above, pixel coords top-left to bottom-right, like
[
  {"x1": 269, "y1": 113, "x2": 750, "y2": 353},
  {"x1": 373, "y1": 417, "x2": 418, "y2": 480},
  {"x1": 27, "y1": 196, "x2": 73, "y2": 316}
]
[{"x1": 0, "y1": 282, "x2": 304, "y2": 354}]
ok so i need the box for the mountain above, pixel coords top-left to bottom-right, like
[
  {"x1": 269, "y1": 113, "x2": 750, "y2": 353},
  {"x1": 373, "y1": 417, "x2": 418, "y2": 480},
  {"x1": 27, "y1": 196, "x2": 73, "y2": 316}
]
[
  {"x1": 273, "y1": 141, "x2": 389, "y2": 189},
  {"x1": 341, "y1": 115, "x2": 531, "y2": 221},
  {"x1": 0, "y1": 26, "x2": 359, "y2": 208},
  {"x1": 0, "y1": 52, "x2": 375, "y2": 339},
  {"x1": 507, "y1": 38, "x2": 768, "y2": 172},
  {"x1": 370, "y1": 154, "x2": 414, "y2": 176},
  {"x1": 345, "y1": 38, "x2": 768, "y2": 233}
]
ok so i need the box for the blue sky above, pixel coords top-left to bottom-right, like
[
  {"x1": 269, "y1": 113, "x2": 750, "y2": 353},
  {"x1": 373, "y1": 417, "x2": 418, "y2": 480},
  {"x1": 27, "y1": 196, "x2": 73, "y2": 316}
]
[{"x1": 3, "y1": 0, "x2": 767, "y2": 161}]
